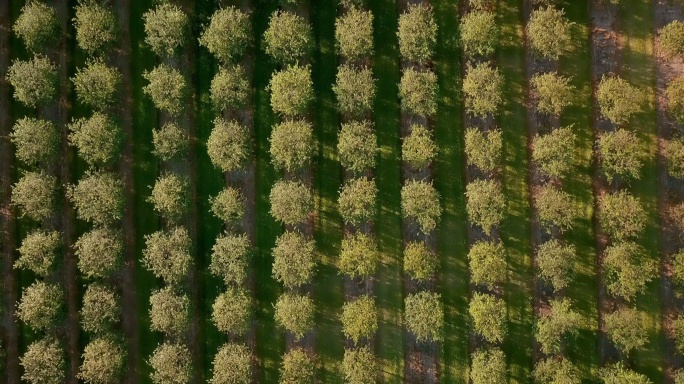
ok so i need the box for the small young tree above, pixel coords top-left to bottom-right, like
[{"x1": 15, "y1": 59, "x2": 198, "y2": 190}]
[
  {"x1": 404, "y1": 291, "x2": 443, "y2": 342},
  {"x1": 143, "y1": 64, "x2": 187, "y2": 116},
  {"x1": 21, "y1": 338, "x2": 65, "y2": 384},
  {"x1": 667, "y1": 76, "x2": 684, "y2": 124},
  {"x1": 460, "y1": 11, "x2": 498, "y2": 58},
  {"x1": 599, "y1": 191, "x2": 647, "y2": 240},
  {"x1": 342, "y1": 347, "x2": 376, "y2": 384},
  {"x1": 11, "y1": 117, "x2": 59, "y2": 165},
  {"x1": 210, "y1": 343, "x2": 252, "y2": 384},
  {"x1": 73, "y1": 0, "x2": 118, "y2": 55},
  {"x1": 207, "y1": 118, "x2": 250, "y2": 172},
  {"x1": 464, "y1": 128, "x2": 502, "y2": 174},
  {"x1": 604, "y1": 241, "x2": 658, "y2": 301},
  {"x1": 463, "y1": 62, "x2": 503, "y2": 118},
  {"x1": 338, "y1": 120, "x2": 377, "y2": 174},
  {"x1": 660, "y1": 20, "x2": 684, "y2": 58},
  {"x1": 536, "y1": 239, "x2": 575, "y2": 291},
  {"x1": 535, "y1": 186, "x2": 578, "y2": 232},
  {"x1": 211, "y1": 233, "x2": 251, "y2": 286},
  {"x1": 149, "y1": 287, "x2": 190, "y2": 338},
  {"x1": 469, "y1": 292, "x2": 506, "y2": 343},
  {"x1": 72, "y1": 59, "x2": 121, "y2": 110},
  {"x1": 7, "y1": 56, "x2": 57, "y2": 107},
  {"x1": 149, "y1": 173, "x2": 189, "y2": 220},
  {"x1": 604, "y1": 307, "x2": 648, "y2": 354},
  {"x1": 12, "y1": 171, "x2": 56, "y2": 221},
  {"x1": 16, "y1": 230, "x2": 60, "y2": 277},
  {"x1": 75, "y1": 228, "x2": 123, "y2": 279},
  {"x1": 531, "y1": 72, "x2": 575, "y2": 115},
  {"x1": 466, "y1": 179, "x2": 505, "y2": 235},
  {"x1": 68, "y1": 112, "x2": 123, "y2": 165},
  {"x1": 668, "y1": 137, "x2": 684, "y2": 179},
  {"x1": 14, "y1": 2, "x2": 59, "y2": 52},
  {"x1": 210, "y1": 187, "x2": 245, "y2": 223},
  {"x1": 404, "y1": 241, "x2": 437, "y2": 281},
  {"x1": 468, "y1": 240, "x2": 506, "y2": 289},
  {"x1": 272, "y1": 231, "x2": 316, "y2": 289},
  {"x1": 341, "y1": 295, "x2": 378, "y2": 345},
  {"x1": 401, "y1": 180, "x2": 441, "y2": 234},
  {"x1": 269, "y1": 119, "x2": 314, "y2": 172},
  {"x1": 274, "y1": 293, "x2": 315, "y2": 341},
  {"x1": 210, "y1": 65, "x2": 250, "y2": 111},
  {"x1": 470, "y1": 348, "x2": 506, "y2": 384},
  {"x1": 335, "y1": 7, "x2": 374, "y2": 61},
  {"x1": 526, "y1": 7, "x2": 573, "y2": 60},
  {"x1": 339, "y1": 233, "x2": 378, "y2": 279},
  {"x1": 399, "y1": 68, "x2": 438, "y2": 117},
  {"x1": 152, "y1": 122, "x2": 187, "y2": 161},
  {"x1": 269, "y1": 180, "x2": 313, "y2": 225},
  {"x1": 334, "y1": 65, "x2": 376, "y2": 117},
  {"x1": 78, "y1": 337, "x2": 125, "y2": 384},
  {"x1": 532, "y1": 126, "x2": 576, "y2": 178},
  {"x1": 80, "y1": 283, "x2": 120, "y2": 334},
  {"x1": 280, "y1": 348, "x2": 315, "y2": 384},
  {"x1": 199, "y1": 7, "x2": 251, "y2": 64},
  {"x1": 149, "y1": 343, "x2": 192, "y2": 384},
  {"x1": 263, "y1": 11, "x2": 312, "y2": 64},
  {"x1": 535, "y1": 299, "x2": 581, "y2": 355},
  {"x1": 212, "y1": 287, "x2": 251, "y2": 336},
  {"x1": 534, "y1": 358, "x2": 581, "y2": 384},
  {"x1": 338, "y1": 177, "x2": 377, "y2": 226},
  {"x1": 269, "y1": 65, "x2": 313, "y2": 117},
  {"x1": 597, "y1": 75, "x2": 644, "y2": 126},
  {"x1": 17, "y1": 281, "x2": 63, "y2": 330},
  {"x1": 597, "y1": 129, "x2": 643, "y2": 180},
  {"x1": 70, "y1": 171, "x2": 124, "y2": 226},
  {"x1": 397, "y1": 3, "x2": 437, "y2": 63},
  {"x1": 600, "y1": 362, "x2": 652, "y2": 384},
  {"x1": 143, "y1": 3, "x2": 188, "y2": 56},
  {"x1": 143, "y1": 227, "x2": 192, "y2": 286},
  {"x1": 402, "y1": 124, "x2": 437, "y2": 170}
]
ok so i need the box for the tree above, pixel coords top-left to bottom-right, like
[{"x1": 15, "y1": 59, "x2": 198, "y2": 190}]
[
  {"x1": 534, "y1": 358, "x2": 581, "y2": 384},
  {"x1": 335, "y1": 7, "x2": 374, "y2": 61},
  {"x1": 597, "y1": 75, "x2": 644, "y2": 126},
  {"x1": 460, "y1": 11, "x2": 498, "y2": 58},
  {"x1": 7, "y1": 56, "x2": 57, "y2": 107},
  {"x1": 210, "y1": 65, "x2": 250, "y2": 111},
  {"x1": 469, "y1": 292, "x2": 506, "y2": 343},
  {"x1": 263, "y1": 11, "x2": 312, "y2": 64},
  {"x1": 463, "y1": 62, "x2": 503, "y2": 118},
  {"x1": 210, "y1": 187, "x2": 245, "y2": 223},
  {"x1": 269, "y1": 180, "x2": 313, "y2": 225},
  {"x1": 78, "y1": 337, "x2": 125, "y2": 384},
  {"x1": 597, "y1": 129, "x2": 643, "y2": 180},
  {"x1": 280, "y1": 348, "x2": 315, "y2": 384},
  {"x1": 69, "y1": 171, "x2": 124, "y2": 226},
  {"x1": 269, "y1": 120, "x2": 315, "y2": 172},
  {"x1": 11, "y1": 117, "x2": 59, "y2": 165},
  {"x1": 75, "y1": 228, "x2": 123, "y2": 279},
  {"x1": 149, "y1": 287, "x2": 190, "y2": 338},
  {"x1": 397, "y1": 3, "x2": 437, "y2": 63},
  {"x1": 531, "y1": 72, "x2": 575, "y2": 115},
  {"x1": 199, "y1": 7, "x2": 251, "y2": 64},
  {"x1": 210, "y1": 343, "x2": 252, "y2": 384},
  {"x1": 604, "y1": 307, "x2": 648, "y2": 354},
  {"x1": 604, "y1": 241, "x2": 658, "y2": 301},
  {"x1": 143, "y1": 3, "x2": 188, "y2": 56},
  {"x1": 213, "y1": 287, "x2": 251, "y2": 336},
  {"x1": 143, "y1": 64, "x2": 187, "y2": 116},
  {"x1": 673, "y1": 315, "x2": 684, "y2": 354},
  {"x1": 668, "y1": 137, "x2": 684, "y2": 179},
  {"x1": 600, "y1": 362, "x2": 652, "y2": 384},
  {"x1": 404, "y1": 241, "x2": 437, "y2": 281},
  {"x1": 535, "y1": 186, "x2": 578, "y2": 231},
  {"x1": 338, "y1": 121, "x2": 377, "y2": 174},
  {"x1": 12, "y1": 171, "x2": 55, "y2": 221},
  {"x1": 143, "y1": 227, "x2": 192, "y2": 286},
  {"x1": 334, "y1": 64, "x2": 376, "y2": 117},
  {"x1": 72, "y1": 59, "x2": 121, "y2": 110},
  {"x1": 17, "y1": 281, "x2": 62, "y2": 330},
  {"x1": 73, "y1": 0, "x2": 118, "y2": 55},
  {"x1": 68, "y1": 112, "x2": 123, "y2": 165},
  {"x1": 342, "y1": 347, "x2": 376, "y2": 384},
  {"x1": 14, "y1": 2, "x2": 59, "y2": 52},
  {"x1": 464, "y1": 128, "x2": 502, "y2": 173},
  {"x1": 599, "y1": 191, "x2": 647, "y2": 240},
  {"x1": 468, "y1": 0, "x2": 496, "y2": 10},
  {"x1": 149, "y1": 343, "x2": 192, "y2": 384},
  {"x1": 207, "y1": 118, "x2": 250, "y2": 172},
  {"x1": 16, "y1": 230, "x2": 60, "y2": 277},
  {"x1": 339, "y1": 233, "x2": 378, "y2": 279},
  {"x1": 532, "y1": 126, "x2": 576, "y2": 178},
  {"x1": 274, "y1": 293, "x2": 314, "y2": 340},
  {"x1": 399, "y1": 68, "x2": 437, "y2": 117},
  {"x1": 272, "y1": 231, "x2": 315, "y2": 288},
  {"x1": 535, "y1": 299, "x2": 581, "y2": 355},
  {"x1": 660, "y1": 20, "x2": 684, "y2": 58},
  {"x1": 470, "y1": 348, "x2": 506, "y2": 384},
  {"x1": 404, "y1": 291, "x2": 443, "y2": 342},
  {"x1": 536, "y1": 239, "x2": 575, "y2": 291},
  {"x1": 402, "y1": 124, "x2": 437, "y2": 170},
  {"x1": 211, "y1": 233, "x2": 251, "y2": 286},
  {"x1": 676, "y1": 369, "x2": 684, "y2": 384},
  {"x1": 149, "y1": 173, "x2": 189, "y2": 220},
  {"x1": 466, "y1": 179, "x2": 505, "y2": 235},
  {"x1": 152, "y1": 122, "x2": 187, "y2": 161},
  {"x1": 80, "y1": 283, "x2": 120, "y2": 334},
  {"x1": 21, "y1": 338, "x2": 65, "y2": 384},
  {"x1": 338, "y1": 177, "x2": 377, "y2": 225},
  {"x1": 401, "y1": 180, "x2": 441, "y2": 234},
  {"x1": 526, "y1": 7, "x2": 573, "y2": 60},
  {"x1": 667, "y1": 76, "x2": 684, "y2": 124},
  {"x1": 341, "y1": 296, "x2": 378, "y2": 345},
  {"x1": 468, "y1": 240, "x2": 506, "y2": 289},
  {"x1": 269, "y1": 65, "x2": 313, "y2": 117}
]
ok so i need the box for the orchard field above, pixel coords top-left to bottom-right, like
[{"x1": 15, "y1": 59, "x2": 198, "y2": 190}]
[{"x1": 4, "y1": 0, "x2": 684, "y2": 383}]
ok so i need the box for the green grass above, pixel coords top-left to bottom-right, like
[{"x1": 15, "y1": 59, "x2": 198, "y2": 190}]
[
  {"x1": 311, "y1": 1, "x2": 345, "y2": 383},
  {"x1": 496, "y1": 1, "x2": 534, "y2": 382},
  {"x1": 433, "y1": 0, "x2": 470, "y2": 382},
  {"x1": 369, "y1": 0, "x2": 404, "y2": 382}
]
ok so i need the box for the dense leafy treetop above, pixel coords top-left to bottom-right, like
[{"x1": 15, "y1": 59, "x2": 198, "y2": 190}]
[
  {"x1": 667, "y1": 76, "x2": 684, "y2": 124},
  {"x1": 269, "y1": 119, "x2": 315, "y2": 172},
  {"x1": 199, "y1": 7, "x2": 251, "y2": 64},
  {"x1": 463, "y1": 62, "x2": 503, "y2": 118},
  {"x1": 526, "y1": 6, "x2": 573, "y2": 60},
  {"x1": 404, "y1": 241, "x2": 437, "y2": 281},
  {"x1": 534, "y1": 358, "x2": 581, "y2": 384},
  {"x1": 16, "y1": 230, "x2": 60, "y2": 277},
  {"x1": 210, "y1": 187, "x2": 245, "y2": 223},
  {"x1": 532, "y1": 126, "x2": 576, "y2": 179},
  {"x1": 339, "y1": 233, "x2": 378, "y2": 279},
  {"x1": 274, "y1": 293, "x2": 315, "y2": 340},
  {"x1": 21, "y1": 337, "x2": 66, "y2": 384},
  {"x1": 334, "y1": 64, "x2": 376, "y2": 117},
  {"x1": 401, "y1": 180, "x2": 441, "y2": 233},
  {"x1": 599, "y1": 191, "x2": 647, "y2": 240},
  {"x1": 149, "y1": 287, "x2": 190, "y2": 338},
  {"x1": 460, "y1": 11, "x2": 498, "y2": 58},
  {"x1": 531, "y1": 72, "x2": 575, "y2": 115},
  {"x1": 149, "y1": 173, "x2": 189, "y2": 221},
  {"x1": 338, "y1": 177, "x2": 377, "y2": 226},
  {"x1": 399, "y1": 68, "x2": 438, "y2": 117},
  {"x1": 604, "y1": 307, "x2": 648, "y2": 354},
  {"x1": 263, "y1": 11, "x2": 312, "y2": 64},
  {"x1": 536, "y1": 239, "x2": 575, "y2": 291},
  {"x1": 398, "y1": 3, "x2": 437, "y2": 63},
  {"x1": 210, "y1": 343, "x2": 252, "y2": 384},
  {"x1": 603, "y1": 241, "x2": 658, "y2": 301},
  {"x1": 338, "y1": 120, "x2": 377, "y2": 174},
  {"x1": 14, "y1": 2, "x2": 59, "y2": 52},
  {"x1": 280, "y1": 348, "x2": 315, "y2": 384},
  {"x1": 466, "y1": 179, "x2": 505, "y2": 235},
  {"x1": 272, "y1": 230, "x2": 316, "y2": 289},
  {"x1": 212, "y1": 287, "x2": 252, "y2": 336},
  {"x1": 597, "y1": 75, "x2": 644, "y2": 126},
  {"x1": 207, "y1": 118, "x2": 250, "y2": 172},
  {"x1": 600, "y1": 362, "x2": 652, "y2": 384},
  {"x1": 269, "y1": 65, "x2": 313, "y2": 117},
  {"x1": 470, "y1": 348, "x2": 506, "y2": 384},
  {"x1": 210, "y1": 65, "x2": 250, "y2": 112},
  {"x1": 72, "y1": 60, "x2": 121, "y2": 110},
  {"x1": 668, "y1": 137, "x2": 684, "y2": 179},
  {"x1": 341, "y1": 295, "x2": 378, "y2": 345},
  {"x1": 68, "y1": 112, "x2": 123, "y2": 166},
  {"x1": 11, "y1": 117, "x2": 59, "y2": 165},
  {"x1": 660, "y1": 20, "x2": 684, "y2": 58},
  {"x1": 673, "y1": 315, "x2": 684, "y2": 354},
  {"x1": 335, "y1": 7, "x2": 374, "y2": 61},
  {"x1": 17, "y1": 281, "x2": 63, "y2": 331},
  {"x1": 78, "y1": 337, "x2": 125, "y2": 384},
  {"x1": 143, "y1": 227, "x2": 193, "y2": 286},
  {"x1": 143, "y1": 3, "x2": 188, "y2": 56},
  {"x1": 80, "y1": 283, "x2": 120, "y2": 334},
  {"x1": 7, "y1": 56, "x2": 57, "y2": 108},
  {"x1": 75, "y1": 228, "x2": 123, "y2": 279},
  {"x1": 468, "y1": 0, "x2": 496, "y2": 10},
  {"x1": 12, "y1": 171, "x2": 56, "y2": 221},
  {"x1": 143, "y1": 64, "x2": 187, "y2": 116},
  {"x1": 469, "y1": 292, "x2": 506, "y2": 343},
  {"x1": 402, "y1": 124, "x2": 437, "y2": 170},
  {"x1": 269, "y1": 180, "x2": 313, "y2": 225},
  {"x1": 535, "y1": 299, "x2": 581, "y2": 355},
  {"x1": 149, "y1": 343, "x2": 192, "y2": 384},
  {"x1": 535, "y1": 186, "x2": 578, "y2": 232},
  {"x1": 464, "y1": 128, "x2": 502, "y2": 174},
  {"x1": 211, "y1": 233, "x2": 251, "y2": 286},
  {"x1": 404, "y1": 291, "x2": 443, "y2": 342},
  {"x1": 597, "y1": 129, "x2": 643, "y2": 180},
  {"x1": 468, "y1": 240, "x2": 506, "y2": 289},
  {"x1": 342, "y1": 347, "x2": 376, "y2": 384},
  {"x1": 69, "y1": 171, "x2": 124, "y2": 226},
  {"x1": 73, "y1": 0, "x2": 118, "y2": 55},
  {"x1": 152, "y1": 122, "x2": 187, "y2": 161}
]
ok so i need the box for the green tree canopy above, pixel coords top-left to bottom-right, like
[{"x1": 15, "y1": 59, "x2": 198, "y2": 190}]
[
  {"x1": 535, "y1": 299, "x2": 581, "y2": 355},
  {"x1": 207, "y1": 118, "x2": 250, "y2": 172},
  {"x1": 604, "y1": 307, "x2": 648, "y2": 354},
  {"x1": 338, "y1": 120, "x2": 377, "y2": 174},
  {"x1": 339, "y1": 233, "x2": 378, "y2": 279},
  {"x1": 80, "y1": 283, "x2": 120, "y2": 334},
  {"x1": 210, "y1": 65, "x2": 250, "y2": 112},
  {"x1": 152, "y1": 122, "x2": 187, "y2": 161},
  {"x1": 78, "y1": 337, "x2": 125, "y2": 384},
  {"x1": 263, "y1": 11, "x2": 312, "y2": 64},
  {"x1": 21, "y1": 337, "x2": 66, "y2": 384},
  {"x1": 72, "y1": 59, "x2": 121, "y2": 110},
  {"x1": 399, "y1": 68, "x2": 438, "y2": 117},
  {"x1": 599, "y1": 191, "x2": 647, "y2": 240},
  {"x1": 341, "y1": 295, "x2": 378, "y2": 345},
  {"x1": 149, "y1": 343, "x2": 192, "y2": 384},
  {"x1": 464, "y1": 128, "x2": 502, "y2": 174},
  {"x1": 600, "y1": 362, "x2": 652, "y2": 384},
  {"x1": 16, "y1": 229, "x2": 60, "y2": 277},
  {"x1": 660, "y1": 20, "x2": 684, "y2": 58},
  {"x1": 667, "y1": 76, "x2": 684, "y2": 124},
  {"x1": 70, "y1": 171, "x2": 124, "y2": 226},
  {"x1": 73, "y1": 0, "x2": 118, "y2": 55},
  {"x1": 338, "y1": 177, "x2": 377, "y2": 226},
  {"x1": 269, "y1": 180, "x2": 313, "y2": 225},
  {"x1": 460, "y1": 11, "x2": 498, "y2": 58},
  {"x1": 12, "y1": 171, "x2": 56, "y2": 221},
  {"x1": 402, "y1": 124, "x2": 437, "y2": 170},
  {"x1": 466, "y1": 179, "x2": 505, "y2": 235},
  {"x1": 401, "y1": 180, "x2": 442, "y2": 234},
  {"x1": 210, "y1": 187, "x2": 245, "y2": 223},
  {"x1": 404, "y1": 241, "x2": 437, "y2": 281},
  {"x1": 280, "y1": 348, "x2": 315, "y2": 384},
  {"x1": 342, "y1": 347, "x2": 376, "y2": 384},
  {"x1": 397, "y1": 3, "x2": 437, "y2": 63},
  {"x1": 149, "y1": 286, "x2": 190, "y2": 338},
  {"x1": 536, "y1": 239, "x2": 575, "y2": 291},
  {"x1": 269, "y1": 119, "x2": 315, "y2": 172},
  {"x1": 335, "y1": 7, "x2": 374, "y2": 61},
  {"x1": 334, "y1": 64, "x2": 376, "y2": 117},
  {"x1": 143, "y1": 3, "x2": 188, "y2": 56},
  {"x1": 199, "y1": 7, "x2": 251, "y2": 64},
  {"x1": 143, "y1": 64, "x2": 187, "y2": 116},
  {"x1": 668, "y1": 137, "x2": 684, "y2": 179},
  {"x1": 463, "y1": 62, "x2": 503, "y2": 118},
  {"x1": 534, "y1": 358, "x2": 581, "y2": 384},
  {"x1": 210, "y1": 233, "x2": 251, "y2": 286},
  {"x1": 597, "y1": 75, "x2": 644, "y2": 126},
  {"x1": 532, "y1": 126, "x2": 576, "y2": 179},
  {"x1": 212, "y1": 287, "x2": 251, "y2": 336},
  {"x1": 7, "y1": 56, "x2": 57, "y2": 108},
  {"x1": 404, "y1": 291, "x2": 443, "y2": 342},
  {"x1": 269, "y1": 65, "x2": 313, "y2": 117},
  {"x1": 274, "y1": 293, "x2": 315, "y2": 341},
  {"x1": 597, "y1": 129, "x2": 643, "y2": 180},
  {"x1": 470, "y1": 348, "x2": 506, "y2": 384},
  {"x1": 11, "y1": 117, "x2": 59, "y2": 165},
  {"x1": 14, "y1": 2, "x2": 59, "y2": 53},
  {"x1": 17, "y1": 281, "x2": 63, "y2": 331},
  {"x1": 210, "y1": 343, "x2": 252, "y2": 384},
  {"x1": 604, "y1": 241, "x2": 658, "y2": 301},
  {"x1": 143, "y1": 227, "x2": 192, "y2": 286},
  {"x1": 535, "y1": 185, "x2": 578, "y2": 232},
  {"x1": 272, "y1": 231, "x2": 316, "y2": 289},
  {"x1": 75, "y1": 228, "x2": 123, "y2": 279},
  {"x1": 526, "y1": 6, "x2": 573, "y2": 59},
  {"x1": 673, "y1": 315, "x2": 684, "y2": 354},
  {"x1": 468, "y1": 240, "x2": 506, "y2": 289},
  {"x1": 531, "y1": 72, "x2": 575, "y2": 115},
  {"x1": 149, "y1": 173, "x2": 189, "y2": 221},
  {"x1": 469, "y1": 292, "x2": 506, "y2": 343},
  {"x1": 68, "y1": 112, "x2": 123, "y2": 166}
]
